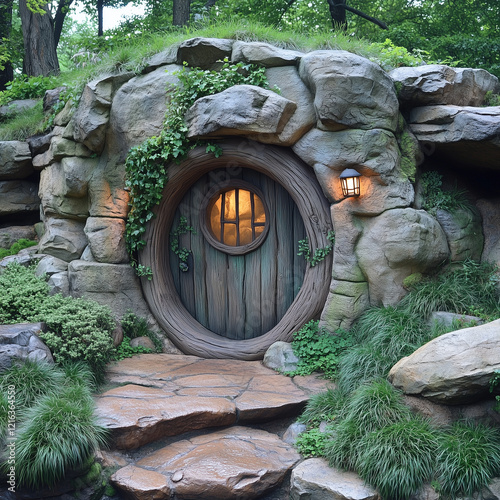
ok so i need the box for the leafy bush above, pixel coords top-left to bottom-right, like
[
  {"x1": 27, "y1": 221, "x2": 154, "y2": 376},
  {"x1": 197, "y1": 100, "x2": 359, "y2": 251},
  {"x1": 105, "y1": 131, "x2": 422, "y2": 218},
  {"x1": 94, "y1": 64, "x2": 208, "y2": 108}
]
[
  {"x1": 0, "y1": 75, "x2": 59, "y2": 106},
  {"x1": 33, "y1": 294, "x2": 116, "y2": 374},
  {"x1": 484, "y1": 91, "x2": 500, "y2": 107},
  {"x1": 357, "y1": 418, "x2": 438, "y2": 499},
  {"x1": 295, "y1": 427, "x2": 329, "y2": 458},
  {"x1": 111, "y1": 336, "x2": 153, "y2": 361},
  {"x1": 0, "y1": 238, "x2": 38, "y2": 260},
  {"x1": 289, "y1": 320, "x2": 353, "y2": 377},
  {"x1": 0, "y1": 263, "x2": 49, "y2": 324},
  {"x1": 299, "y1": 388, "x2": 347, "y2": 426},
  {"x1": 436, "y1": 421, "x2": 500, "y2": 497}
]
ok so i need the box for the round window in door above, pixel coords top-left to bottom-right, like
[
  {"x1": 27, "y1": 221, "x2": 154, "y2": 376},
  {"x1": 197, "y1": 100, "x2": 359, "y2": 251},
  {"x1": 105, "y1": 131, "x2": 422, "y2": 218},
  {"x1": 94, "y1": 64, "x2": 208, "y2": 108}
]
[{"x1": 201, "y1": 181, "x2": 270, "y2": 255}]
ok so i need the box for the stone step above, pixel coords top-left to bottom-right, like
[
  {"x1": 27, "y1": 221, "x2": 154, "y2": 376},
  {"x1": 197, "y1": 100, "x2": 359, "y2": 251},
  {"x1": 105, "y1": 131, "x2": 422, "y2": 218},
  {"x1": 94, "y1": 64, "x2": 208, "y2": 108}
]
[
  {"x1": 110, "y1": 426, "x2": 301, "y2": 500},
  {"x1": 95, "y1": 353, "x2": 330, "y2": 450}
]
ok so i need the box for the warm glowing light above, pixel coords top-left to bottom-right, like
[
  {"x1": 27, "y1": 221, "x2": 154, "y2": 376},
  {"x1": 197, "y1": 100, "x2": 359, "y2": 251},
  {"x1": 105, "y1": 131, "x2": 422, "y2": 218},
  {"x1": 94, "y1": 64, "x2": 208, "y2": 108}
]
[
  {"x1": 339, "y1": 168, "x2": 361, "y2": 197},
  {"x1": 209, "y1": 188, "x2": 266, "y2": 246}
]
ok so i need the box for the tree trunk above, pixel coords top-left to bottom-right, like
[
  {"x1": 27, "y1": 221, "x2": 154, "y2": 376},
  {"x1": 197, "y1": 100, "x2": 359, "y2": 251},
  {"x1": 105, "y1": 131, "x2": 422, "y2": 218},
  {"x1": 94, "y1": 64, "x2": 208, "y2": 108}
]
[
  {"x1": 0, "y1": 0, "x2": 14, "y2": 90},
  {"x1": 173, "y1": 0, "x2": 190, "y2": 26},
  {"x1": 97, "y1": 0, "x2": 104, "y2": 36},
  {"x1": 19, "y1": 0, "x2": 59, "y2": 76},
  {"x1": 327, "y1": 0, "x2": 347, "y2": 30},
  {"x1": 53, "y1": 0, "x2": 74, "y2": 47}
]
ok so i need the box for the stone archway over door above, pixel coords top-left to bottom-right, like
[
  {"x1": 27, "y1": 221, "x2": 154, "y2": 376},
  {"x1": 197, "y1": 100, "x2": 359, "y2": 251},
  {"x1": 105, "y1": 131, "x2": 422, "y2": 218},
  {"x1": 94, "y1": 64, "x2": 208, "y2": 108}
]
[{"x1": 140, "y1": 140, "x2": 333, "y2": 360}]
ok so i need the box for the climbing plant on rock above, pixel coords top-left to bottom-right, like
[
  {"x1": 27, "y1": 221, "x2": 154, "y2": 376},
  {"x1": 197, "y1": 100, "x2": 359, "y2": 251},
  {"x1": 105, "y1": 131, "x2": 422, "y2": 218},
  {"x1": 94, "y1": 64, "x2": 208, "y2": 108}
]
[{"x1": 124, "y1": 59, "x2": 270, "y2": 277}]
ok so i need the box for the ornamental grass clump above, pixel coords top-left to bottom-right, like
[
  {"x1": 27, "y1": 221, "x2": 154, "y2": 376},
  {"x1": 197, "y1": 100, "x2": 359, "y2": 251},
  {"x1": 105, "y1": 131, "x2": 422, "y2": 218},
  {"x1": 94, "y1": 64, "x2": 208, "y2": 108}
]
[{"x1": 435, "y1": 421, "x2": 500, "y2": 497}]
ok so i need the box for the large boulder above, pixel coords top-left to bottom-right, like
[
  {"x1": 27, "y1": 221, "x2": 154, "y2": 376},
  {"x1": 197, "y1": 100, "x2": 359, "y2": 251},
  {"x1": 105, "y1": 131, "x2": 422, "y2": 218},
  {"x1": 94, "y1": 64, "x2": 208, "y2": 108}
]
[
  {"x1": 185, "y1": 84, "x2": 297, "y2": 142},
  {"x1": 38, "y1": 217, "x2": 87, "y2": 262},
  {"x1": 0, "y1": 180, "x2": 40, "y2": 216},
  {"x1": 356, "y1": 208, "x2": 449, "y2": 306},
  {"x1": 299, "y1": 50, "x2": 399, "y2": 132},
  {"x1": 266, "y1": 66, "x2": 316, "y2": 144},
  {"x1": 388, "y1": 319, "x2": 500, "y2": 404},
  {"x1": 0, "y1": 225, "x2": 37, "y2": 249},
  {"x1": 435, "y1": 208, "x2": 484, "y2": 262},
  {"x1": 84, "y1": 217, "x2": 128, "y2": 264},
  {"x1": 477, "y1": 198, "x2": 500, "y2": 267},
  {"x1": 291, "y1": 458, "x2": 379, "y2": 500},
  {"x1": 263, "y1": 341, "x2": 299, "y2": 372},
  {"x1": 409, "y1": 105, "x2": 500, "y2": 170},
  {"x1": 0, "y1": 323, "x2": 53, "y2": 372},
  {"x1": 177, "y1": 37, "x2": 234, "y2": 69},
  {"x1": 390, "y1": 65, "x2": 499, "y2": 107},
  {"x1": 232, "y1": 41, "x2": 303, "y2": 67},
  {"x1": 0, "y1": 141, "x2": 33, "y2": 180}
]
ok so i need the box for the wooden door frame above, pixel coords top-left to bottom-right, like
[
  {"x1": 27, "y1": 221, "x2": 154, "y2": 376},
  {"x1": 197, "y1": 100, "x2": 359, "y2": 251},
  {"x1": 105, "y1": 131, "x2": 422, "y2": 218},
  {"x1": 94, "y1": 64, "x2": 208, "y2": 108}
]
[{"x1": 139, "y1": 139, "x2": 333, "y2": 360}]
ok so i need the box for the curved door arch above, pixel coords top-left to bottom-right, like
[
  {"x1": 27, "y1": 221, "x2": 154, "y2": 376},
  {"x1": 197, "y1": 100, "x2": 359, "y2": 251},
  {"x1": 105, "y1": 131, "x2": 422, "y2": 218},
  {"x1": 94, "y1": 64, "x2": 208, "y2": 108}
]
[
  {"x1": 140, "y1": 140, "x2": 333, "y2": 360},
  {"x1": 169, "y1": 168, "x2": 307, "y2": 339}
]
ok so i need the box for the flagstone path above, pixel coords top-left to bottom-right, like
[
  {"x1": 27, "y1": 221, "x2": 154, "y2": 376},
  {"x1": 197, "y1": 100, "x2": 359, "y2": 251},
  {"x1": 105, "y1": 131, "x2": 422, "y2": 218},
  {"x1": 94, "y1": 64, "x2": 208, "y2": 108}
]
[{"x1": 95, "y1": 353, "x2": 332, "y2": 499}]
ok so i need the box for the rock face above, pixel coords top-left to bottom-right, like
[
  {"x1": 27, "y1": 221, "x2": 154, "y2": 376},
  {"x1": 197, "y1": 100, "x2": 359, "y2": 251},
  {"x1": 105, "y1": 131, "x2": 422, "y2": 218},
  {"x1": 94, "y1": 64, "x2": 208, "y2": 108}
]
[
  {"x1": 263, "y1": 341, "x2": 299, "y2": 372},
  {"x1": 0, "y1": 181, "x2": 40, "y2": 216},
  {"x1": 112, "y1": 427, "x2": 300, "y2": 500},
  {"x1": 186, "y1": 84, "x2": 297, "y2": 141},
  {"x1": 0, "y1": 225, "x2": 36, "y2": 249},
  {"x1": 388, "y1": 319, "x2": 500, "y2": 404},
  {"x1": 356, "y1": 208, "x2": 449, "y2": 306},
  {"x1": 477, "y1": 198, "x2": 500, "y2": 267},
  {"x1": 0, "y1": 141, "x2": 33, "y2": 180},
  {"x1": 391, "y1": 65, "x2": 499, "y2": 107},
  {"x1": 0, "y1": 323, "x2": 53, "y2": 372},
  {"x1": 291, "y1": 458, "x2": 379, "y2": 500}
]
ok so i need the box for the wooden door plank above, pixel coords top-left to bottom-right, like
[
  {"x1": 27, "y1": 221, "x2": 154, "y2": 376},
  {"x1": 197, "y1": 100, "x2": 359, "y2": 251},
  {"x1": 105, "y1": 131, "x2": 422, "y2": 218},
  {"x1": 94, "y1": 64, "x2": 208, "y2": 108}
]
[{"x1": 226, "y1": 255, "x2": 246, "y2": 339}]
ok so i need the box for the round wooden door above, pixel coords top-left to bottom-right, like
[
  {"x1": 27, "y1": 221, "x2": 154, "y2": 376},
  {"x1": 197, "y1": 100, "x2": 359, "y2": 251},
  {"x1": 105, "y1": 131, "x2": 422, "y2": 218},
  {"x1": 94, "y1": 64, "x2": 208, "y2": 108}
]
[{"x1": 169, "y1": 168, "x2": 307, "y2": 340}]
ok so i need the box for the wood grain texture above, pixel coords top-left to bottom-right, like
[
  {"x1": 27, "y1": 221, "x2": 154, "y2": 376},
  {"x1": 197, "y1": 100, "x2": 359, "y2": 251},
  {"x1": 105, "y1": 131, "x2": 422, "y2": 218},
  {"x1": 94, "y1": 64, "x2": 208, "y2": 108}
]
[{"x1": 140, "y1": 140, "x2": 333, "y2": 360}]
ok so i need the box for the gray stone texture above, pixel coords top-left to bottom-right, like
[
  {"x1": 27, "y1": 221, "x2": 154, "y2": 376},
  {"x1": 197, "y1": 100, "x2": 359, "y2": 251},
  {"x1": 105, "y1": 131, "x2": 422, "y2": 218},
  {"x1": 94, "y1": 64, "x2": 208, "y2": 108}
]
[
  {"x1": 185, "y1": 84, "x2": 297, "y2": 143},
  {"x1": 299, "y1": 50, "x2": 399, "y2": 132},
  {"x1": 0, "y1": 141, "x2": 33, "y2": 180},
  {"x1": 435, "y1": 207, "x2": 484, "y2": 261},
  {"x1": 0, "y1": 225, "x2": 36, "y2": 249},
  {"x1": 477, "y1": 198, "x2": 500, "y2": 267},
  {"x1": 47, "y1": 271, "x2": 70, "y2": 296},
  {"x1": 35, "y1": 255, "x2": 69, "y2": 276},
  {"x1": 68, "y1": 260, "x2": 152, "y2": 319},
  {"x1": 232, "y1": 41, "x2": 303, "y2": 67},
  {"x1": 38, "y1": 217, "x2": 87, "y2": 262},
  {"x1": 0, "y1": 180, "x2": 40, "y2": 216},
  {"x1": 429, "y1": 311, "x2": 483, "y2": 329},
  {"x1": 177, "y1": 37, "x2": 234, "y2": 69},
  {"x1": 389, "y1": 318, "x2": 500, "y2": 404},
  {"x1": 390, "y1": 65, "x2": 499, "y2": 107},
  {"x1": 265, "y1": 66, "x2": 316, "y2": 144},
  {"x1": 291, "y1": 458, "x2": 380, "y2": 500},
  {"x1": 262, "y1": 341, "x2": 300, "y2": 372},
  {"x1": 0, "y1": 323, "x2": 53, "y2": 372},
  {"x1": 356, "y1": 208, "x2": 450, "y2": 306},
  {"x1": 84, "y1": 217, "x2": 128, "y2": 264}
]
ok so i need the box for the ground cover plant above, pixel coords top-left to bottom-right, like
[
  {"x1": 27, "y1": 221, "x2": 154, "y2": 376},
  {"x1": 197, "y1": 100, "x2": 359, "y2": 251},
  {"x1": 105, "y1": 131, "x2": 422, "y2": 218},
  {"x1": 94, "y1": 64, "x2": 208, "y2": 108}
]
[
  {"x1": 0, "y1": 361, "x2": 108, "y2": 490},
  {"x1": 0, "y1": 239, "x2": 38, "y2": 260},
  {"x1": 293, "y1": 259, "x2": 500, "y2": 499}
]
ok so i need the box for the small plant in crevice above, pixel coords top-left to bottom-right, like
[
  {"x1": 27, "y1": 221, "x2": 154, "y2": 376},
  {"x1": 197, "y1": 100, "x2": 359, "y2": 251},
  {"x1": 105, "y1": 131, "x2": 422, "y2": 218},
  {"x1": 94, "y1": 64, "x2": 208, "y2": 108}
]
[
  {"x1": 295, "y1": 427, "x2": 329, "y2": 458},
  {"x1": 119, "y1": 310, "x2": 163, "y2": 356},
  {"x1": 124, "y1": 59, "x2": 270, "y2": 275},
  {"x1": 419, "y1": 170, "x2": 471, "y2": 216},
  {"x1": 490, "y1": 370, "x2": 500, "y2": 412},
  {"x1": 0, "y1": 238, "x2": 38, "y2": 260},
  {"x1": 297, "y1": 230, "x2": 335, "y2": 267},
  {"x1": 170, "y1": 215, "x2": 196, "y2": 272},
  {"x1": 288, "y1": 320, "x2": 353, "y2": 378}
]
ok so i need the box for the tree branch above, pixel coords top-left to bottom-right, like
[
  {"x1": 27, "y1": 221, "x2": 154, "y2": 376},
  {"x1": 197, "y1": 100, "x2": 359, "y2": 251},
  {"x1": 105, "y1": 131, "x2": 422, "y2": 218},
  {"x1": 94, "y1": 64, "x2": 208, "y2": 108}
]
[{"x1": 338, "y1": 3, "x2": 388, "y2": 29}]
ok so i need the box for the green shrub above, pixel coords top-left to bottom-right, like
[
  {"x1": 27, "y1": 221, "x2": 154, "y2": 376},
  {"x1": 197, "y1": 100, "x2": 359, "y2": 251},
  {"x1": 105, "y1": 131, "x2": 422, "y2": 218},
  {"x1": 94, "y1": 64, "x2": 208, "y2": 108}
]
[
  {"x1": 299, "y1": 388, "x2": 347, "y2": 426},
  {"x1": 111, "y1": 336, "x2": 153, "y2": 361},
  {"x1": 0, "y1": 75, "x2": 59, "y2": 106},
  {"x1": 484, "y1": 91, "x2": 500, "y2": 107},
  {"x1": 325, "y1": 418, "x2": 366, "y2": 470},
  {"x1": 420, "y1": 171, "x2": 470, "y2": 216},
  {"x1": 295, "y1": 427, "x2": 329, "y2": 458},
  {"x1": 14, "y1": 384, "x2": 108, "y2": 489},
  {"x1": 0, "y1": 239, "x2": 38, "y2": 260},
  {"x1": 33, "y1": 294, "x2": 116, "y2": 375},
  {"x1": 357, "y1": 418, "x2": 438, "y2": 500},
  {"x1": 121, "y1": 310, "x2": 163, "y2": 352},
  {"x1": 0, "y1": 263, "x2": 49, "y2": 324},
  {"x1": 289, "y1": 320, "x2": 353, "y2": 377},
  {"x1": 436, "y1": 421, "x2": 500, "y2": 497},
  {"x1": 0, "y1": 359, "x2": 64, "y2": 409}
]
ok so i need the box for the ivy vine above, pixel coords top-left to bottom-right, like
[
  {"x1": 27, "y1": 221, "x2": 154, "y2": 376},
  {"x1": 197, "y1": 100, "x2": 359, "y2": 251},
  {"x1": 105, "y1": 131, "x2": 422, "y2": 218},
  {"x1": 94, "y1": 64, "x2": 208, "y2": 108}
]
[
  {"x1": 170, "y1": 216, "x2": 196, "y2": 272},
  {"x1": 298, "y1": 230, "x2": 335, "y2": 267},
  {"x1": 124, "y1": 59, "x2": 270, "y2": 276}
]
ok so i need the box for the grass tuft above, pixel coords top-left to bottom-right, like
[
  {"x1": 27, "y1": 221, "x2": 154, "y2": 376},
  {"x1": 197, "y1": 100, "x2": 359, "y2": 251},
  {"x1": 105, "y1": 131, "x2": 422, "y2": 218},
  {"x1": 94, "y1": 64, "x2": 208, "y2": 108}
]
[{"x1": 299, "y1": 388, "x2": 347, "y2": 426}]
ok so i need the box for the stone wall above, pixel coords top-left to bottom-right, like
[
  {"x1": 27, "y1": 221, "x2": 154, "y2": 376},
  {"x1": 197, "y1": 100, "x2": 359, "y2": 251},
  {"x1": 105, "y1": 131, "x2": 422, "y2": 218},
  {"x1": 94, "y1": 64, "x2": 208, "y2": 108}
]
[{"x1": 1, "y1": 38, "x2": 500, "y2": 353}]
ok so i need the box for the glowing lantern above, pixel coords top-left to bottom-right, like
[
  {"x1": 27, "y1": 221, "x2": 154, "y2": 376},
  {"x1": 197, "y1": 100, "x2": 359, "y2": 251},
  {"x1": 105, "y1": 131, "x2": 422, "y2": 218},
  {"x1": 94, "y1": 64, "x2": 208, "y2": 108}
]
[{"x1": 339, "y1": 168, "x2": 361, "y2": 198}]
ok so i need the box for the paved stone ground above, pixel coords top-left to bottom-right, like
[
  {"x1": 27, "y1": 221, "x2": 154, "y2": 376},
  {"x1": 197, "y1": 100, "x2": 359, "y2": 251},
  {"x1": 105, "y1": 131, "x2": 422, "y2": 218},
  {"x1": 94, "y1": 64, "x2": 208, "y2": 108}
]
[{"x1": 95, "y1": 353, "x2": 332, "y2": 499}]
